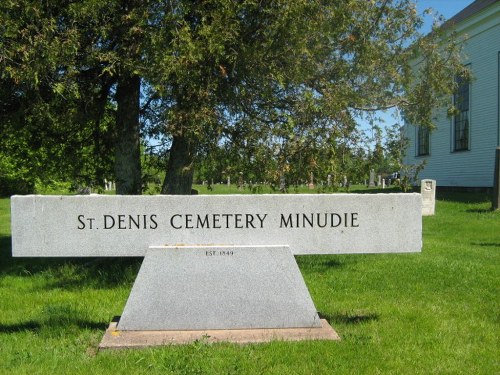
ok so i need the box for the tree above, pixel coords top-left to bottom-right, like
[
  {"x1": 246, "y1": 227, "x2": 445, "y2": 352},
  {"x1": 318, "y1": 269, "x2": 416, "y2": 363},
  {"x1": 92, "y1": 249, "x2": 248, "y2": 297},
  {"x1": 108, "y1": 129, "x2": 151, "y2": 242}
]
[
  {"x1": 1, "y1": 1, "x2": 466, "y2": 195},
  {"x1": 1, "y1": 0, "x2": 145, "y2": 194},
  {"x1": 145, "y1": 0, "x2": 465, "y2": 193}
]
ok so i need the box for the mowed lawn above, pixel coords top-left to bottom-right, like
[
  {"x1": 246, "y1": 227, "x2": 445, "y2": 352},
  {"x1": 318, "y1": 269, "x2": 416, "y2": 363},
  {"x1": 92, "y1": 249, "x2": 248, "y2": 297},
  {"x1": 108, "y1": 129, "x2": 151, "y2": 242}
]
[{"x1": 0, "y1": 191, "x2": 498, "y2": 374}]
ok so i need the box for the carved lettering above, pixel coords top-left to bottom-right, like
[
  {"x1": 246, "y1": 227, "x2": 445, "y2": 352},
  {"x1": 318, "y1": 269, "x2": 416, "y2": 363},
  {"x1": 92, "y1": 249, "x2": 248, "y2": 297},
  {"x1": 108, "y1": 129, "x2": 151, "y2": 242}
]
[
  {"x1": 77, "y1": 211, "x2": 359, "y2": 231},
  {"x1": 280, "y1": 212, "x2": 360, "y2": 228},
  {"x1": 169, "y1": 213, "x2": 269, "y2": 229}
]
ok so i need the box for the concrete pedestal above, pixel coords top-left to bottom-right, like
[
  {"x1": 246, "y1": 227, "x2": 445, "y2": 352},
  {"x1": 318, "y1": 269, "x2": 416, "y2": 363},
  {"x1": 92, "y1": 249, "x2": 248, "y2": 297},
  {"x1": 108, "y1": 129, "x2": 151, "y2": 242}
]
[
  {"x1": 118, "y1": 246, "x2": 322, "y2": 331},
  {"x1": 100, "y1": 318, "x2": 339, "y2": 349}
]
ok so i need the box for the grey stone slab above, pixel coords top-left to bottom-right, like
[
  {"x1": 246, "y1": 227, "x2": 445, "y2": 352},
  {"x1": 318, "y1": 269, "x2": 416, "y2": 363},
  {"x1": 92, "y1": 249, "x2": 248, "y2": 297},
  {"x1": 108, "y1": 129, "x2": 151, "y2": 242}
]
[
  {"x1": 100, "y1": 318, "x2": 339, "y2": 349},
  {"x1": 118, "y1": 246, "x2": 321, "y2": 330},
  {"x1": 11, "y1": 194, "x2": 422, "y2": 257}
]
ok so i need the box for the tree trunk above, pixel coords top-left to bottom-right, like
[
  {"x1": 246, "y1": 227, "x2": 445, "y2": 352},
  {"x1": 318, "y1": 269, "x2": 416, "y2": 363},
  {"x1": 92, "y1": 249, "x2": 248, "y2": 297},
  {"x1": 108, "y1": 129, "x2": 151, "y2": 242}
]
[
  {"x1": 161, "y1": 135, "x2": 195, "y2": 195},
  {"x1": 115, "y1": 74, "x2": 142, "y2": 195}
]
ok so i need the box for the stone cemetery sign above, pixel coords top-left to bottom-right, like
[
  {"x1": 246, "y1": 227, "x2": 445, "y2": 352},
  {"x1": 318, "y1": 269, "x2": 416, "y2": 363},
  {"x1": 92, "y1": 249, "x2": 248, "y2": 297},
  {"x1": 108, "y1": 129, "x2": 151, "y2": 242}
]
[
  {"x1": 12, "y1": 194, "x2": 421, "y2": 256},
  {"x1": 11, "y1": 194, "x2": 421, "y2": 346}
]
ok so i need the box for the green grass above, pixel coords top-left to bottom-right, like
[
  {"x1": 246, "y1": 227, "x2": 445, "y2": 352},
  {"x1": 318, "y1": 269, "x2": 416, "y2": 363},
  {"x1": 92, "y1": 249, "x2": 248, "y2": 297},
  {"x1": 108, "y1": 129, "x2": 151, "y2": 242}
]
[{"x1": 0, "y1": 192, "x2": 498, "y2": 374}]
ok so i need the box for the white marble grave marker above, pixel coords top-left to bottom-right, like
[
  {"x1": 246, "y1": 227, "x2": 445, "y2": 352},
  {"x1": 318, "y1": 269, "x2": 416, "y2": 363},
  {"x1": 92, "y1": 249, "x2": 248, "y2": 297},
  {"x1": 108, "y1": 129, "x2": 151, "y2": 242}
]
[{"x1": 421, "y1": 179, "x2": 436, "y2": 216}]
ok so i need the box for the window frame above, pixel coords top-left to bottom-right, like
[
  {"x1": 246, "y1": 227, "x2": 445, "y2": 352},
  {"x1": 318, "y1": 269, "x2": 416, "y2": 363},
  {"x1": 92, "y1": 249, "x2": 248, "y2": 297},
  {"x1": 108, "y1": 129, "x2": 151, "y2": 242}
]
[
  {"x1": 452, "y1": 66, "x2": 471, "y2": 152},
  {"x1": 417, "y1": 126, "x2": 430, "y2": 156}
]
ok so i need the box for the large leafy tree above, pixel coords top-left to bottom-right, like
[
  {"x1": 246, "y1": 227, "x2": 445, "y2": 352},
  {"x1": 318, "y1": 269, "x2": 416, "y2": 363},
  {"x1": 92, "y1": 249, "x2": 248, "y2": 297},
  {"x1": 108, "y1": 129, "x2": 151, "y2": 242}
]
[
  {"x1": 1, "y1": 0, "x2": 465, "y2": 195},
  {"x1": 150, "y1": 0, "x2": 465, "y2": 192},
  {"x1": 1, "y1": 0, "x2": 146, "y2": 194}
]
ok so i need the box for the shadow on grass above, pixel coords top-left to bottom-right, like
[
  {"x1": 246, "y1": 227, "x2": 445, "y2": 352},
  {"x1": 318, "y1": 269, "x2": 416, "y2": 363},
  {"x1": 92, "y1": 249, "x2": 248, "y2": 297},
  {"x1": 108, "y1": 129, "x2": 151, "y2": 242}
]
[
  {"x1": 320, "y1": 312, "x2": 379, "y2": 325},
  {"x1": 0, "y1": 321, "x2": 41, "y2": 333},
  {"x1": 0, "y1": 235, "x2": 142, "y2": 289},
  {"x1": 296, "y1": 255, "x2": 344, "y2": 273},
  {"x1": 466, "y1": 208, "x2": 494, "y2": 213},
  {"x1": 348, "y1": 187, "x2": 402, "y2": 194},
  {"x1": 437, "y1": 191, "x2": 492, "y2": 204},
  {"x1": 0, "y1": 319, "x2": 107, "y2": 333},
  {"x1": 472, "y1": 242, "x2": 500, "y2": 248}
]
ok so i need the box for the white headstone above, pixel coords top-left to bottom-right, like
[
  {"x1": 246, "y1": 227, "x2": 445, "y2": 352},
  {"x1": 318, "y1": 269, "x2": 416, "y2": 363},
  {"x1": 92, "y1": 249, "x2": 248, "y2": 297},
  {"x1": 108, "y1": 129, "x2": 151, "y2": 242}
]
[{"x1": 421, "y1": 179, "x2": 436, "y2": 216}]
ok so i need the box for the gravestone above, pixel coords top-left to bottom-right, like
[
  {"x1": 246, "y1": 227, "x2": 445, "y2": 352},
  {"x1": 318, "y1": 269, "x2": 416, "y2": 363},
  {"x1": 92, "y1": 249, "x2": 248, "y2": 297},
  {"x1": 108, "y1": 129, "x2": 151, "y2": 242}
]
[
  {"x1": 238, "y1": 173, "x2": 244, "y2": 190},
  {"x1": 369, "y1": 169, "x2": 375, "y2": 187},
  {"x1": 280, "y1": 175, "x2": 286, "y2": 192},
  {"x1": 421, "y1": 179, "x2": 436, "y2": 216},
  {"x1": 308, "y1": 172, "x2": 315, "y2": 189},
  {"x1": 11, "y1": 193, "x2": 421, "y2": 346}
]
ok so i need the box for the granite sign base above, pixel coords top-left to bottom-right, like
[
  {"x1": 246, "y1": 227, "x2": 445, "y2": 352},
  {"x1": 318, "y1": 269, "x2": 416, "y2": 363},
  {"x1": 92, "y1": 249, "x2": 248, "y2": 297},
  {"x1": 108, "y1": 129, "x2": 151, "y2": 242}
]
[
  {"x1": 99, "y1": 318, "x2": 339, "y2": 349},
  {"x1": 118, "y1": 246, "x2": 322, "y2": 331}
]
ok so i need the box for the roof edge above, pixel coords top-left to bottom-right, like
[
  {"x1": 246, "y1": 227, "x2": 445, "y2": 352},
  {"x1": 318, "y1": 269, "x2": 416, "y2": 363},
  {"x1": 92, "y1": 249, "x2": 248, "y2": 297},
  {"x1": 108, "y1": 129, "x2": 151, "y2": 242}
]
[{"x1": 441, "y1": 0, "x2": 497, "y2": 29}]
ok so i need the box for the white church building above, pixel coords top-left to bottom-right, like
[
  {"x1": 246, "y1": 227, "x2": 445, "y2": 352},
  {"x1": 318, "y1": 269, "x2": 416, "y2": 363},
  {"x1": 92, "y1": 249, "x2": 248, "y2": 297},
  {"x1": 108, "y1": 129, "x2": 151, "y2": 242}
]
[{"x1": 404, "y1": 0, "x2": 499, "y2": 189}]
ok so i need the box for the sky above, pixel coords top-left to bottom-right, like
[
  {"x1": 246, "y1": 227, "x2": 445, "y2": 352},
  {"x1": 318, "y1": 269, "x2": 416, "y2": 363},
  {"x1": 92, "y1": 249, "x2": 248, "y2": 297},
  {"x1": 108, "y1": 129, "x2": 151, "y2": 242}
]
[{"x1": 417, "y1": 0, "x2": 477, "y2": 33}]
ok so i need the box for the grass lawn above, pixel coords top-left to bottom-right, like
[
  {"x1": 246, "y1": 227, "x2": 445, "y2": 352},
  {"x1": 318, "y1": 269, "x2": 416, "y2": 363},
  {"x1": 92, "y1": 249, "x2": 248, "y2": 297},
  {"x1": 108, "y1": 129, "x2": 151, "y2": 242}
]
[{"x1": 0, "y1": 191, "x2": 498, "y2": 374}]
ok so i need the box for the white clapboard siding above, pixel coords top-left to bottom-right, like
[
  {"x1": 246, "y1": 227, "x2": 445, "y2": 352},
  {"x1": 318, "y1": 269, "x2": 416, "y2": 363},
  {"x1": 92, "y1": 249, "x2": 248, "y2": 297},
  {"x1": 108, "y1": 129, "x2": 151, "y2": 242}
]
[{"x1": 404, "y1": 1, "x2": 500, "y2": 187}]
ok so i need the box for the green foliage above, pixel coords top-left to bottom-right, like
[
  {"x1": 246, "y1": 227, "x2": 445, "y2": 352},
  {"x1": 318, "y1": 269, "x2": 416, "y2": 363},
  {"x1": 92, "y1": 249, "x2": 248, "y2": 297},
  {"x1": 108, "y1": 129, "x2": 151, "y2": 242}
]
[
  {"x1": 0, "y1": 0, "x2": 132, "y2": 193},
  {"x1": 0, "y1": 1, "x2": 466, "y2": 194},
  {"x1": 180, "y1": 0, "x2": 465, "y2": 190}
]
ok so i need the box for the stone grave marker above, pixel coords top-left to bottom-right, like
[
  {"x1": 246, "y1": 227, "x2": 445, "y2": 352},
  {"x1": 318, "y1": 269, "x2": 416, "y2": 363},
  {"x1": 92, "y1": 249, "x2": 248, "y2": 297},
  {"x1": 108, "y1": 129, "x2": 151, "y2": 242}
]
[
  {"x1": 369, "y1": 169, "x2": 375, "y2": 187},
  {"x1": 238, "y1": 172, "x2": 244, "y2": 190},
  {"x1": 421, "y1": 179, "x2": 436, "y2": 216},
  {"x1": 280, "y1": 175, "x2": 286, "y2": 192},
  {"x1": 308, "y1": 172, "x2": 315, "y2": 189},
  {"x1": 11, "y1": 193, "x2": 421, "y2": 347}
]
